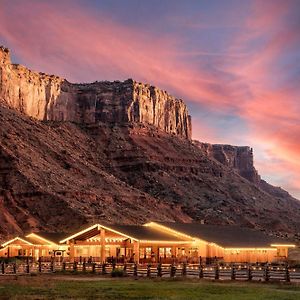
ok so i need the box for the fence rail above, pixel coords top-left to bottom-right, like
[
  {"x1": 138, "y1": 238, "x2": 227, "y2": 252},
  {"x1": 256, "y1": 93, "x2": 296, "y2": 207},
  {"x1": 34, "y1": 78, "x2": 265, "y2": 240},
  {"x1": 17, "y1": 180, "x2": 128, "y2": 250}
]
[{"x1": 1, "y1": 261, "x2": 300, "y2": 282}]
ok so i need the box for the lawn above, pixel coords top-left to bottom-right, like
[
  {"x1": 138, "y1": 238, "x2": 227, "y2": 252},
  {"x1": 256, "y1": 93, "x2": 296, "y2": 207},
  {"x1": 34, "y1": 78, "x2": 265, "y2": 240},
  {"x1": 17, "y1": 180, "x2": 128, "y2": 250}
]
[{"x1": 0, "y1": 275, "x2": 300, "y2": 299}]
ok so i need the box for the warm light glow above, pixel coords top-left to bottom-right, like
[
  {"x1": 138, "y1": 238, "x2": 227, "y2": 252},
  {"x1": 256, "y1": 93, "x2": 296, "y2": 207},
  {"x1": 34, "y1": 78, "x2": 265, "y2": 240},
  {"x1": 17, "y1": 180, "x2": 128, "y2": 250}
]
[
  {"x1": 60, "y1": 223, "x2": 138, "y2": 243},
  {"x1": 144, "y1": 222, "x2": 195, "y2": 241},
  {"x1": 1, "y1": 237, "x2": 33, "y2": 247},
  {"x1": 140, "y1": 240, "x2": 192, "y2": 244},
  {"x1": 26, "y1": 233, "x2": 57, "y2": 245},
  {"x1": 60, "y1": 224, "x2": 100, "y2": 243},
  {"x1": 270, "y1": 244, "x2": 296, "y2": 248},
  {"x1": 224, "y1": 248, "x2": 277, "y2": 251}
]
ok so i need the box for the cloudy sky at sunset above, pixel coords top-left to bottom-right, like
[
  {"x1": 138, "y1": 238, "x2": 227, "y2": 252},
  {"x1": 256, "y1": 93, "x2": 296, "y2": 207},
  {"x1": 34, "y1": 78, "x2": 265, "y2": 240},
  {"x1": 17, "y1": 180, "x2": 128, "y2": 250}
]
[{"x1": 1, "y1": 0, "x2": 300, "y2": 198}]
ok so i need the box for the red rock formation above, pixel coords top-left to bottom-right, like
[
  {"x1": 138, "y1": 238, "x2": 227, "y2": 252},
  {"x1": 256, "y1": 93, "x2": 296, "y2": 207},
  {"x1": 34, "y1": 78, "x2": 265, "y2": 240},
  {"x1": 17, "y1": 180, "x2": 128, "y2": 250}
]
[
  {"x1": 197, "y1": 143, "x2": 260, "y2": 184},
  {"x1": 0, "y1": 47, "x2": 191, "y2": 139},
  {"x1": 0, "y1": 46, "x2": 300, "y2": 242}
]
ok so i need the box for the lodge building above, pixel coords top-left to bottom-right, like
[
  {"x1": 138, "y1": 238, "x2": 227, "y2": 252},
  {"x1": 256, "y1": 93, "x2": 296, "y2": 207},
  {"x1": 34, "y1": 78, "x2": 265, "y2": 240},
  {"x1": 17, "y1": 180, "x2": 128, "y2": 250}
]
[{"x1": 0, "y1": 222, "x2": 296, "y2": 264}]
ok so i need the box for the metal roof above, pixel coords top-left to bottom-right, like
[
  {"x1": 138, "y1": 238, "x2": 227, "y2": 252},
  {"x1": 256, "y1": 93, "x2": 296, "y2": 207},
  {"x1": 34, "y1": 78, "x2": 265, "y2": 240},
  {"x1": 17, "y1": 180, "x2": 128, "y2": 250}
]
[
  {"x1": 107, "y1": 224, "x2": 190, "y2": 241},
  {"x1": 155, "y1": 222, "x2": 289, "y2": 248}
]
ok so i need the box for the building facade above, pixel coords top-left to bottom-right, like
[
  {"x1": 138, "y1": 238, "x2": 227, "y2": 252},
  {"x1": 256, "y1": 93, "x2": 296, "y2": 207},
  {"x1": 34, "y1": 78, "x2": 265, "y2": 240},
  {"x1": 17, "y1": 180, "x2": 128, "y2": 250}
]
[{"x1": 0, "y1": 222, "x2": 296, "y2": 264}]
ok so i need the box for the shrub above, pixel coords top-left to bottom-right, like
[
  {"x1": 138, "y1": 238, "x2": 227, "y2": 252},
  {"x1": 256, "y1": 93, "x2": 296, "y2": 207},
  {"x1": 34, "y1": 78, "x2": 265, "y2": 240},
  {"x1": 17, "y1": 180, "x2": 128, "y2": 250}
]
[{"x1": 111, "y1": 268, "x2": 125, "y2": 277}]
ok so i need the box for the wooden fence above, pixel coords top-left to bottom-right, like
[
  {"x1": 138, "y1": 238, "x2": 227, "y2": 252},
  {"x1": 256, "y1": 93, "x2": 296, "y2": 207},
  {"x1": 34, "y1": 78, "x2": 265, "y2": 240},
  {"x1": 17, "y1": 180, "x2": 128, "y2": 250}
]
[{"x1": 1, "y1": 262, "x2": 300, "y2": 282}]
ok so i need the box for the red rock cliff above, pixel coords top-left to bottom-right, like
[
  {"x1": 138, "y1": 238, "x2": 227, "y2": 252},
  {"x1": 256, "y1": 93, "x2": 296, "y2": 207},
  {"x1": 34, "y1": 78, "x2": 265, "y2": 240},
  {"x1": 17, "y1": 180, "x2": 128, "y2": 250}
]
[
  {"x1": 196, "y1": 142, "x2": 261, "y2": 184},
  {"x1": 0, "y1": 47, "x2": 191, "y2": 139}
]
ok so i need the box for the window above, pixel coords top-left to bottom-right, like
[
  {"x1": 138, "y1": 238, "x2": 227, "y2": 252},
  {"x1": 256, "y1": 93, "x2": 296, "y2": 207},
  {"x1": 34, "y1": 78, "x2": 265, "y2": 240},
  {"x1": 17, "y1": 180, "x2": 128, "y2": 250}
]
[
  {"x1": 177, "y1": 248, "x2": 185, "y2": 256},
  {"x1": 145, "y1": 247, "x2": 152, "y2": 258},
  {"x1": 159, "y1": 248, "x2": 164, "y2": 257},
  {"x1": 139, "y1": 247, "x2": 152, "y2": 259},
  {"x1": 159, "y1": 247, "x2": 172, "y2": 258},
  {"x1": 139, "y1": 248, "x2": 145, "y2": 259}
]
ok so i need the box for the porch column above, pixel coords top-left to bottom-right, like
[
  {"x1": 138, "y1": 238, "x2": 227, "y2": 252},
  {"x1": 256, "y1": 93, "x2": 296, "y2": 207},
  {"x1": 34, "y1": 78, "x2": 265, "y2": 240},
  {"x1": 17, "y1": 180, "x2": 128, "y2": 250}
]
[
  {"x1": 171, "y1": 245, "x2": 176, "y2": 261},
  {"x1": 100, "y1": 228, "x2": 106, "y2": 263},
  {"x1": 133, "y1": 241, "x2": 139, "y2": 264},
  {"x1": 69, "y1": 241, "x2": 75, "y2": 262},
  {"x1": 153, "y1": 245, "x2": 159, "y2": 263}
]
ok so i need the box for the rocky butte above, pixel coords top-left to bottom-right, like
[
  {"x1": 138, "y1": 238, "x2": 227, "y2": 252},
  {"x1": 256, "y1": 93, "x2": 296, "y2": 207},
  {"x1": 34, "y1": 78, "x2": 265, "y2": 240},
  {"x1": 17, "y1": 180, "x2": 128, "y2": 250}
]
[
  {"x1": 0, "y1": 46, "x2": 300, "y2": 242},
  {"x1": 0, "y1": 46, "x2": 191, "y2": 139}
]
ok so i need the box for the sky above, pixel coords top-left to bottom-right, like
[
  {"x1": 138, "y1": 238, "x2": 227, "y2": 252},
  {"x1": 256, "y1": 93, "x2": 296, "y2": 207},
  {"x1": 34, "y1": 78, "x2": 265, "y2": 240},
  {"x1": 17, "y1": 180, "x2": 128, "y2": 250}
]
[{"x1": 0, "y1": 0, "x2": 300, "y2": 198}]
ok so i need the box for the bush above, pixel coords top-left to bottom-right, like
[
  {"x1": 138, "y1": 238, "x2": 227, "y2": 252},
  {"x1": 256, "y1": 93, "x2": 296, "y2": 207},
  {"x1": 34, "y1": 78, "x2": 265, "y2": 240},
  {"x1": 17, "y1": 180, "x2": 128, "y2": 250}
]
[{"x1": 111, "y1": 268, "x2": 125, "y2": 277}]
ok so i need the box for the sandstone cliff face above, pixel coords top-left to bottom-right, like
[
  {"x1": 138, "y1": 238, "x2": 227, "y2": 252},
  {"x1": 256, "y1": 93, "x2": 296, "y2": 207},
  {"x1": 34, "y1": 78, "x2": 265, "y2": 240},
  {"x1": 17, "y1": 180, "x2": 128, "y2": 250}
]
[
  {"x1": 0, "y1": 46, "x2": 66, "y2": 120},
  {"x1": 0, "y1": 47, "x2": 191, "y2": 139},
  {"x1": 197, "y1": 143, "x2": 261, "y2": 184},
  {"x1": 195, "y1": 141, "x2": 299, "y2": 208}
]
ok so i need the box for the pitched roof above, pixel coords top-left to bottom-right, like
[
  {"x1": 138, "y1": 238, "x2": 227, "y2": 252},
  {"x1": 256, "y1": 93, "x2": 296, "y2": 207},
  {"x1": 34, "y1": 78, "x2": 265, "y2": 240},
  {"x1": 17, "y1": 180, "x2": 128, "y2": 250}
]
[
  {"x1": 107, "y1": 224, "x2": 190, "y2": 242},
  {"x1": 154, "y1": 222, "x2": 290, "y2": 248},
  {"x1": 1, "y1": 237, "x2": 33, "y2": 247},
  {"x1": 60, "y1": 223, "x2": 190, "y2": 243},
  {"x1": 27, "y1": 232, "x2": 69, "y2": 244}
]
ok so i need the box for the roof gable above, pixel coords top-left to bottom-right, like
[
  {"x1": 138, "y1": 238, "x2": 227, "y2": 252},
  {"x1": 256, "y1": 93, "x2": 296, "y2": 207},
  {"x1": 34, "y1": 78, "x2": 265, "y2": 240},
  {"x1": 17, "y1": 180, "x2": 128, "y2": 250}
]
[{"x1": 1, "y1": 237, "x2": 33, "y2": 247}]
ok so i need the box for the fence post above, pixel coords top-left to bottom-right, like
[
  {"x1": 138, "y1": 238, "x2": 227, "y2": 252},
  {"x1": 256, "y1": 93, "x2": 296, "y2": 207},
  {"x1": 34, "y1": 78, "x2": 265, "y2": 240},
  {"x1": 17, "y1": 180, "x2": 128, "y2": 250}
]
[
  {"x1": 112, "y1": 261, "x2": 116, "y2": 271},
  {"x1": 231, "y1": 266, "x2": 236, "y2": 280},
  {"x1": 199, "y1": 264, "x2": 203, "y2": 279},
  {"x1": 264, "y1": 265, "x2": 270, "y2": 282},
  {"x1": 170, "y1": 264, "x2": 176, "y2": 277},
  {"x1": 102, "y1": 263, "x2": 107, "y2": 275},
  {"x1": 182, "y1": 262, "x2": 187, "y2": 277},
  {"x1": 13, "y1": 263, "x2": 17, "y2": 274},
  {"x1": 146, "y1": 264, "x2": 151, "y2": 277},
  {"x1": 157, "y1": 263, "x2": 162, "y2": 277},
  {"x1": 1, "y1": 263, "x2": 5, "y2": 274},
  {"x1": 50, "y1": 257, "x2": 54, "y2": 272},
  {"x1": 82, "y1": 261, "x2": 86, "y2": 272},
  {"x1": 133, "y1": 263, "x2": 138, "y2": 277},
  {"x1": 26, "y1": 263, "x2": 30, "y2": 274},
  {"x1": 215, "y1": 264, "x2": 219, "y2": 280},
  {"x1": 248, "y1": 265, "x2": 252, "y2": 281},
  {"x1": 92, "y1": 263, "x2": 96, "y2": 273},
  {"x1": 73, "y1": 261, "x2": 77, "y2": 272},
  {"x1": 285, "y1": 264, "x2": 290, "y2": 283},
  {"x1": 123, "y1": 263, "x2": 127, "y2": 274},
  {"x1": 62, "y1": 262, "x2": 66, "y2": 271},
  {"x1": 38, "y1": 258, "x2": 42, "y2": 273}
]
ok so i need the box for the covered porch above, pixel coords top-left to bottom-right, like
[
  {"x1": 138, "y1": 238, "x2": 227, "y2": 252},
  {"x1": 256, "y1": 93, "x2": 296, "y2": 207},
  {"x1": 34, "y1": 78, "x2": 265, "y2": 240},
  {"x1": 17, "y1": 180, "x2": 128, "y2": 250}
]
[{"x1": 60, "y1": 223, "x2": 194, "y2": 264}]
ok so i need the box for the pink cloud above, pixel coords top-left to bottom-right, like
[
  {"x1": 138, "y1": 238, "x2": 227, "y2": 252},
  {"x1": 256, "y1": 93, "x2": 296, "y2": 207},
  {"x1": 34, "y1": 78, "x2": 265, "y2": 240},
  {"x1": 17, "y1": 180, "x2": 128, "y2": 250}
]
[
  {"x1": 0, "y1": 0, "x2": 237, "y2": 109},
  {"x1": 0, "y1": 0, "x2": 300, "y2": 198}
]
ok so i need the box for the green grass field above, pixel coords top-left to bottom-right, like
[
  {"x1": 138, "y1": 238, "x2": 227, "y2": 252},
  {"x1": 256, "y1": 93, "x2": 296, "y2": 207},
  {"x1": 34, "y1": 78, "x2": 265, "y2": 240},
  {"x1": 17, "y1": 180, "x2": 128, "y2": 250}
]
[{"x1": 0, "y1": 275, "x2": 300, "y2": 299}]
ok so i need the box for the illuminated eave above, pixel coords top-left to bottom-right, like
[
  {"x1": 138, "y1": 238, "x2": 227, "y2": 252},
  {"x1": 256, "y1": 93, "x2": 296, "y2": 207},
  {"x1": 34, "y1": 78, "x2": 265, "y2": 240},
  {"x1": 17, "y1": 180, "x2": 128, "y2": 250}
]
[
  {"x1": 26, "y1": 233, "x2": 57, "y2": 246},
  {"x1": 1, "y1": 237, "x2": 33, "y2": 247},
  {"x1": 224, "y1": 247, "x2": 277, "y2": 251},
  {"x1": 60, "y1": 223, "x2": 138, "y2": 244},
  {"x1": 270, "y1": 244, "x2": 296, "y2": 248},
  {"x1": 140, "y1": 240, "x2": 192, "y2": 244},
  {"x1": 144, "y1": 222, "x2": 195, "y2": 241}
]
